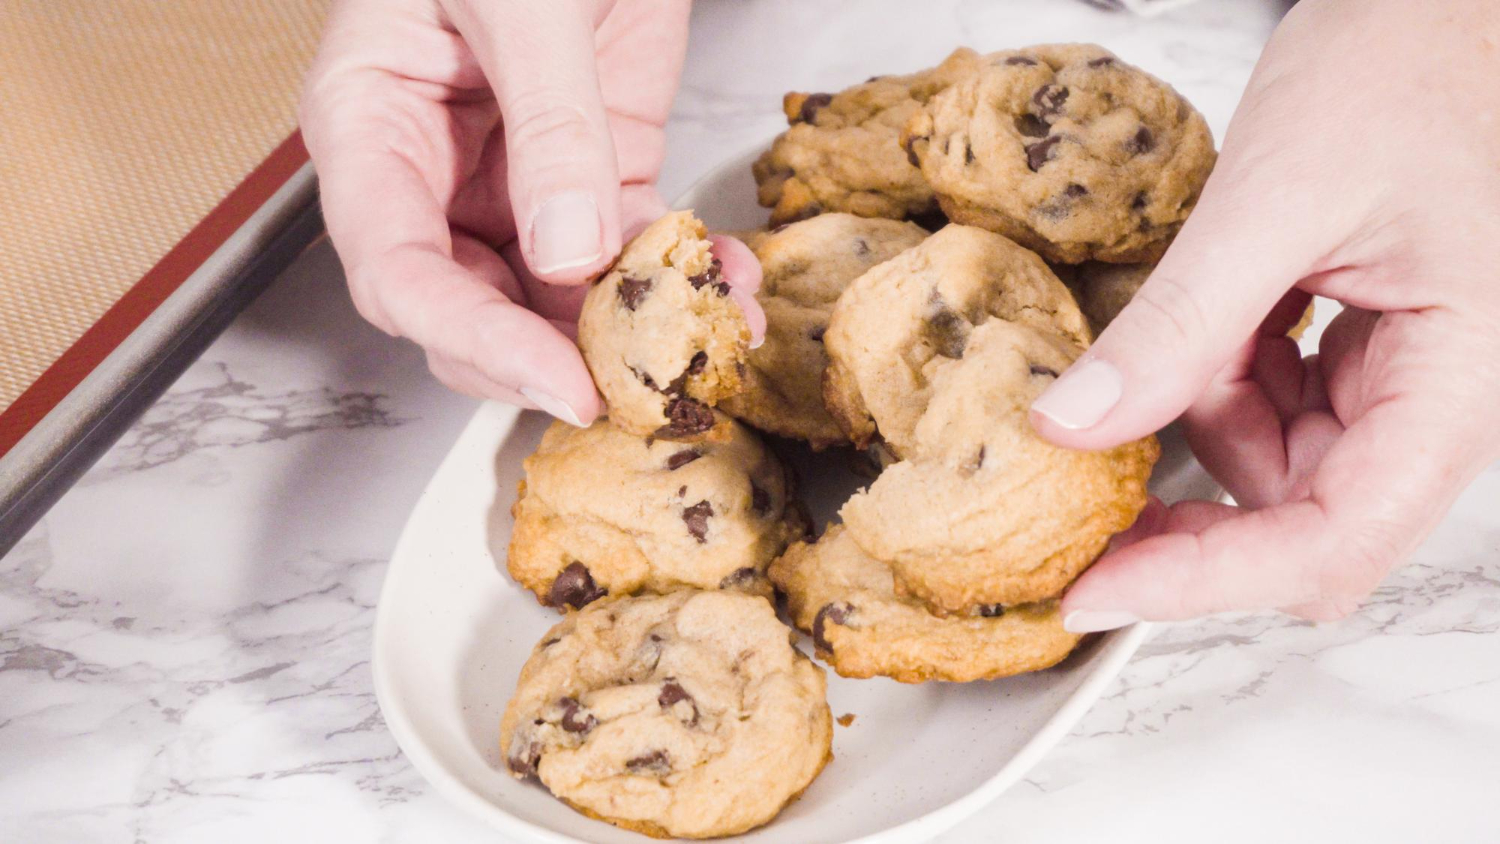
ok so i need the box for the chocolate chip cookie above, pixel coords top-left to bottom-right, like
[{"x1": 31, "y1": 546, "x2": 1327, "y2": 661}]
[
  {"x1": 718, "y1": 214, "x2": 928, "y2": 448},
  {"x1": 1072, "y1": 260, "x2": 1314, "y2": 339},
  {"x1": 751, "y1": 48, "x2": 988, "y2": 226},
  {"x1": 578, "y1": 211, "x2": 748, "y2": 440},
  {"x1": 1073, "y1": 260, "x2": 1153, "y2": 334},
  {"x1": 821, "y1": 224, "x2": 1090, "y2": 455},
  {"x1": 840, "y1": 318, "x2": 1159, "y2": 613},
  {"x1": 508, "y1": 418, "x2": 808, "y2": 611},
  {"x1": 770, "y1": 526, "x2": 1081, "y2": 683},
  {"x1": 500, "y1": 590, "x2": 833, "y2": 839},
  {"x1": 902, "y1": 44, "x2": 1216, "y2": 264}
]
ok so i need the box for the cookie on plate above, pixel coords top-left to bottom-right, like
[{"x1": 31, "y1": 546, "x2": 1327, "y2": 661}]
[
  {"x1": 500, "y1": 590, "x2": 833, "y2": 839},
  {"x1": 821, "y1": 224, "x2": 1089, "y2": 455},
  {"x1": 902, "y1": 44, "x2": 1216, "y2": 264},
  {"x1": 509, "y1": 417, "x2": 808, "y2": 610},
  {"x1": 1071, "y1": 261, "x2": 1314, "y2": 339},
  {"x1": 718, "y1": 214, "x2": 928, "y2": 448},
  {"x1": 840, "y1": 318, "x2": 1158, "y2": 613},
  {"x1": 578, "y1": 211, "x2": 748, "y2": 440},
  {"x1": 1072, "y1": 260, "x2": 1152, "y2": 335},
  {"x1": 751, "y1": 48, "x2": 988, "y2": 226},
  {"x1": 770, "y1": 526, "x2": 1082, "y2": 683}
]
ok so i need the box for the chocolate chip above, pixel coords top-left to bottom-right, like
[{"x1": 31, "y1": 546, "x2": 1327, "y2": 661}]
[
  {"x1": 625, "y1": 750, "x2": 672, "y2": 775},
  {"x1": 866, "y1": 75, "x2": 887, "y2": 83},
  {"x1": 1088, "y1": 56, "x2": 1117, "y2": 68},
  {"x1": 689, "y1": 258, "x2": 728, "y2": 295},
  {"x1": 965, "y1": 445, "x2": 986, "y2": 473},
  {"x1": 1065, "y1": 183, "x2": 1089, "y2": 198},
  {"x1": 558, "y1": 697, "x2": 597, "y2": 734},
  {"x1": 658, "y1": 680, "x2": 691, "y2": 707},
  {"x1": 812, "y1": 602, "x2": 853, "y2": 654},
  {"x1": 666, "y1": 450, "x2": 701, "y2": 470},
  {"x1": 1014, "y1": 114, "x2": 1049, "y2": 138},
  {"x1": 657, "y1": 680, "x2": 699, "y2": 725},
  {"x1": 1026, "y1": 136, "x2": 1061, "y2": 172},
  {"x1": 808, "y1": 325, "x2": 826, "y2": 342},
  {"x1": 853, "y1": 237, "x2": 871, "y2": 257},
  {"x1": 977, "y1": 604, "x2": 1006, "y2": 618},
  {"x1": 1005, "y1": 56, "x2": 1038, "y2": 66},
  {"x1": 964, "y1": 143, "x2": 976, "y2": 165},
  {"x1": 1032, "y1": 84, "x2": 1069, "y2": 116},
  {"x1": 658, "y1": 397, "x2": 715, "y2": 438},
  {"x1": 1131, "y1": 192, "x2": 1149, "y2": 211},
  {"x1": 750, "y1": 484, "x2": 771, "y2": 516},
  {"x1": 682, "y1": 501, "x2": 713, "y2": 543},
  {"x1": 549, "y1": 562, "x2": 607, "y2": 610},
  {"x1": 508, "y1": 741, "x2": 541, "y2": 778},
  {"x1": 902, "y1": 133, "x2": 926, "y2": 168},
  {"x1": 633, "y1": 367, "x2": 662, "y2": 392},
  {"x1": 665, "y1": 351, "x2": 708, "y2": 396},
  {"x1": 924, "y1": 306, "x2": 970, "y2": 359},
  {"x1": 540, "y1": 637, "x2": 561, "y2": 649},
  {"x1": 719, "y1": 567, "x2": 760, "y2": 589},
  {"x1": 1125, "y1": 126, "x2": 1155, "y2": 156},
  {"x1": 618, "y1": 276, "x2": 652, "y2": 310},
  {"x1": 797, "y1": 93, "x2": 833, "y2": 124},
  {"x1": 1030, "y1": 364, "x2": 1059, "y2": 378}
]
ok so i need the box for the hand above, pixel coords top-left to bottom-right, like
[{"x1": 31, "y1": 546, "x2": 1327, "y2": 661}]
[
  {"x1": 299, "y1": 0, "x2": 764, "y2": 426},
  {"x1": 1030, "y1": 0, "x2": 1500, "y2": 630}
]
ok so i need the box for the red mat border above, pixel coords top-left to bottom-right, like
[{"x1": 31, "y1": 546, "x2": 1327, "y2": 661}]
[{"x1": 0, "y1": 131, "x2": 310, "y2": 459}]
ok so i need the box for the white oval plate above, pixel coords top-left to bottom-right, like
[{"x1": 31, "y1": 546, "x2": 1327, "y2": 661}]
[{"x1": 372, "y1": 149, "x2": 1223, "y2": 843}]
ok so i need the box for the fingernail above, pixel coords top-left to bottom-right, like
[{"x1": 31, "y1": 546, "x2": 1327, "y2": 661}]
[
  {"x1": 1031, "y1": 358, "x2": 1124, "y2": 430},
  {"x1": 1063, "y1": 610, "x2": 1140, "y2": 634},
  {"x1": 530, "y1": 190, "x2": 603, "y2": 275},
  {"x1": 520, "y1": 387, "x2": 584, "y2": 427}
]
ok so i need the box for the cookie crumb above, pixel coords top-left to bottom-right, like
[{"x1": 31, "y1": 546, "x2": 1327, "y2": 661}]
[{"x1": 837, "y1": 713, "x2": 856, "y2": 727}]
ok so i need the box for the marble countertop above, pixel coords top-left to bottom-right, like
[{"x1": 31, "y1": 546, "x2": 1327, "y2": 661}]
[{"x1": 4, "y1": 1, "x2": 1498, "y2": 841}]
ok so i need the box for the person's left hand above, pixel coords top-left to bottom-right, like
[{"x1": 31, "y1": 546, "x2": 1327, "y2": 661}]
[{"x1": 300, "y1": 0, "x2": 764, "y2": 425}]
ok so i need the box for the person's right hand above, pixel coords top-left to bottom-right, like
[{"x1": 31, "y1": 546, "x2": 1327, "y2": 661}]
[
  {"x1": 1031, "y1": 0, "x2": 1500, "y2": 631},
  {"x1": 300, "y1": 0, "x2": 764, "y2": 426}
]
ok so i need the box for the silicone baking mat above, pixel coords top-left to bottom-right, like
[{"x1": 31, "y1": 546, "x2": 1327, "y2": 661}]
[{"x1": 0, "y1": 0, "x2": 328, "y2": 454}]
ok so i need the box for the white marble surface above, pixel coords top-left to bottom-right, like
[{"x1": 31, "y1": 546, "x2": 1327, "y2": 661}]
[{"x1": 4, "y1": 0, "x2": 1499, "y2": 841}]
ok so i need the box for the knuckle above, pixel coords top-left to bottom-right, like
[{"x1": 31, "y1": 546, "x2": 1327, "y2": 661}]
[
  {"x1": 503, "y1": 93, "x2": 598, "y2": 158},
  {"x1": 1126, "y1": 273, "x2": 1212, "y2": 350}
]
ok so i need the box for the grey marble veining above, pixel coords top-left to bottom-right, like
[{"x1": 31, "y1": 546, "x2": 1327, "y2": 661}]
[{"x1": 3, "y1": 1, "x2": 1498, "y2": 842}]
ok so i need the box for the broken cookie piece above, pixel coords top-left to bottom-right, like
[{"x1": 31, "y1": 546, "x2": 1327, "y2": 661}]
[{"x1": 578, "y1": 211, "x2": 750, "y2": 440}]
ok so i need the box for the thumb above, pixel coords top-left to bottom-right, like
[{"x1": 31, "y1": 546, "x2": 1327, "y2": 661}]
[
  {"x1": 1029, "y1": 161, "x2": 1329, "y2": 450},
  {"x1": 445, "y1": 0, "x2": 622, "y2": 283}
]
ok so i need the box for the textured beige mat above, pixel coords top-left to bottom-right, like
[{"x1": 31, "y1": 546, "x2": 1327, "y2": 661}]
[{"x1": 0, "y1": 0, "x2": 328, "y2": 418}]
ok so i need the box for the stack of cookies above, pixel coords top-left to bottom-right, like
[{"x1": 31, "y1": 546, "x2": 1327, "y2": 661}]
[{"x1": 498, "y1": 43, "x2": 1217, "y2": 839}]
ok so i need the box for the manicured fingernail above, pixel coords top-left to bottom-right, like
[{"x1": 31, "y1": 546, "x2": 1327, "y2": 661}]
[
  {"x1": 1063, "y1": 610, "x2": 1140, "y2": 634},
  {"x1": 1032, "y1": 358, "x2": 1123, "y2": 430},
  {"x1": 520, "y1": 387, "x2": 584, "y2": 427},
  {"x1": 530, "y1": 190, "x2": 603, "y2": 274}
]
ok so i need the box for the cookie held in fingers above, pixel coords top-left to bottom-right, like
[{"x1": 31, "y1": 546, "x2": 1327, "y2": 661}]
[
  {"x1": 821, "y1": 224, "x2": 1089, "y2": 454},
  {"x1": 770, "y1": 526, "x2": 1082, "y2": 683},
  {"x1": 500, "y1": 591, "x2": 833, "y2": 839},
  {"x1": 751, "y1": 48, "x2": 990, "y2": 225},
  {"x1": 840, "y1": 319, "x2": 1158, "y2": 613},
  {"x1": 718, "y1": 214, "x2": 928, "y2": 448},
  {"x1": 578, "y1": 211, "x2": 749, "y2": 440},
  {"x1": 902, "y1": 44, "x2": 1216, "y2": 264},
  {"x1": 508, "y1": 418, "x2": 809, "y2": 610}
]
